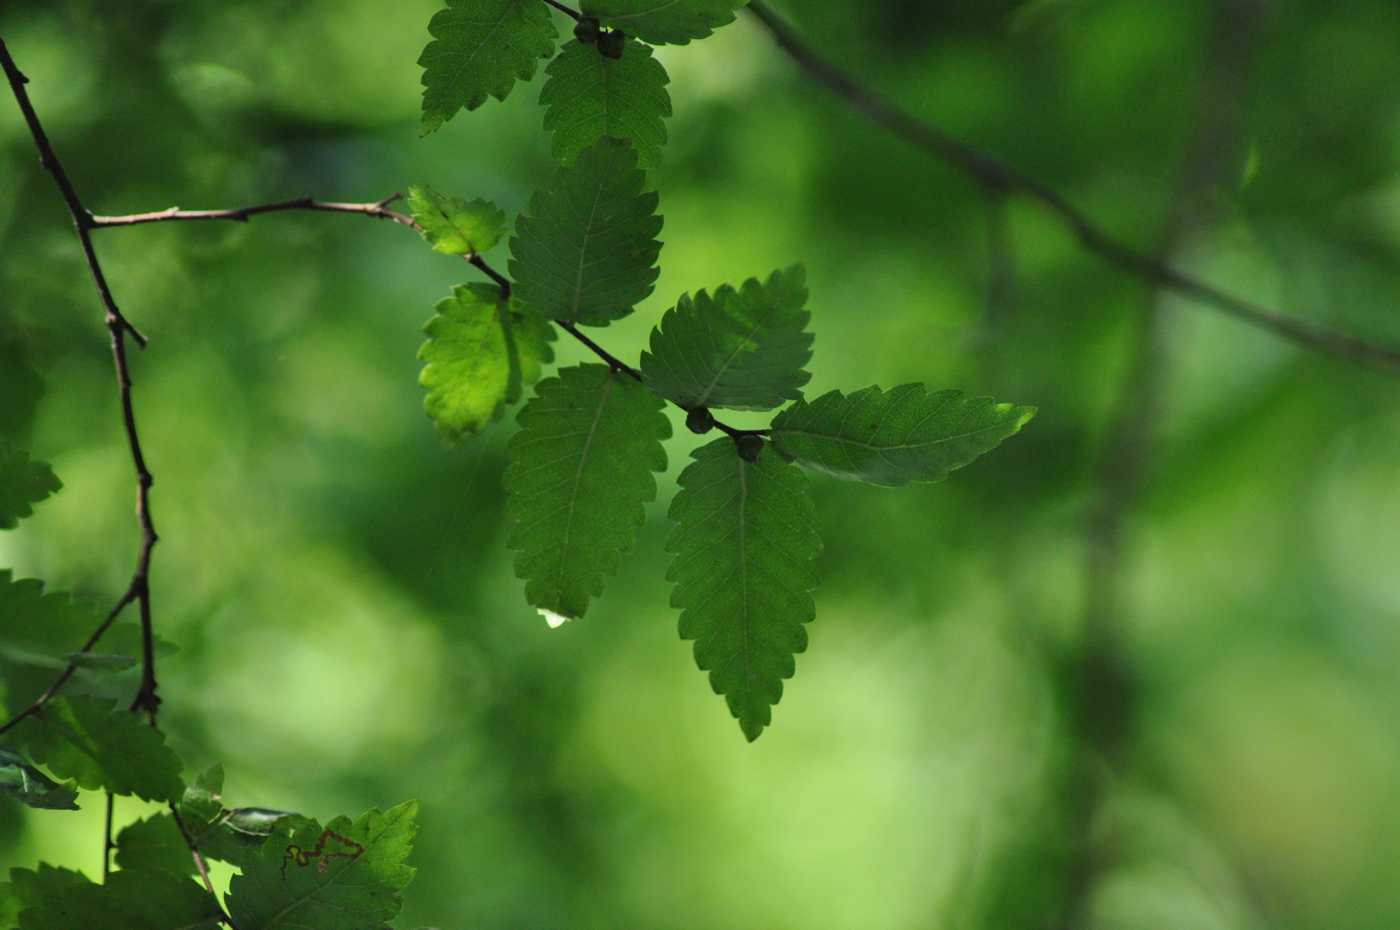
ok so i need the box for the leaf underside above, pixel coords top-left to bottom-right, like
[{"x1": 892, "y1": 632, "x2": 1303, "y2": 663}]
[
  {"x1": 0, "y1": 749, "x2": 77, "y2": 811},
  {"x1": 226, "y1": 801, "x2": 419, "y2": 930},
  {"x1": 509, "y1": 137, "x2": 663, "y2": 326},
  {"x1": 770, "y1": 385, "x2": 1036, "y2": 487},
  {"x1": 580, "y1": 0, "x2": 749, "y2": 45},
  {"x1": 419, "y1": 0, "x2": 558, "y2": 132},
  {"x1": 641, "y1": 264, "x2": 812, "y2": 411},
  {"x1": 419, "y1": 283, "x2": 556, "y2": 441},
  {"x1": 505, "y1": 364, "x2": 671, "y2": 622},
  {"x1": 541, "y1": 38, "x2": 672, "y2": 170},
  {"x1": 667, "y1": 438, "x2": 820, "y2": 740}
]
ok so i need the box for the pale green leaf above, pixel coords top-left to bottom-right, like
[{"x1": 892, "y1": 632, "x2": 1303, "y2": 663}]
[
  {"x1": 541, "y1": 38, "x2": 672, "y2": 170},
  {"x1": 510, "y1": 137, "x2": 663, "y2": 326},
  {"x1": 0, "y1": 749, "x2": 77, "y2": 811},
  {"x1": 226, "y1": 801, "x2": 419, "y2": 930},
  {"x1": 419, "y1": 284, "x2": 556, "y2": 442},
  {"x1": 770, "y1": 386, "x2": 1036, "y2": 487},
  {"x1": 666, "y1": 438, "x2": 820, "y2": 740},
  {"x1": 11, "y1": 695, "x2": 183, "y2": 803},
  {"x1": 419, "y1": 0, "x2": 558, "y2": 132},
  {"x1": 407, "y1": 186, "x2": 506, "y2": 255},
  {"x1": 641, "y1": 264, "x2": 812, "y2": 411},
  {"x1": 8, "y1": 865, "x2": 222, "y2": 930},
  {"x1": 505, "y1": 364, "x2": 671, "y2": 622},
  {"x1": 581, "y1": 0, "x2": 748, "y2": 44},
  {"x1": 0, "y1": 444, "x2": 59, "y2": 531}
]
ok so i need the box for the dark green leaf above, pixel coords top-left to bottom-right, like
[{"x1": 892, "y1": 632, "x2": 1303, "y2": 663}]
[
  {"x1": 0, "y1": 749, "x2": 77, "y2": 811},
  {"x1": 419, "y1": 284, "x2": 556, "y2": 442},
  {"x1": 407, "y1": 186, "x2": 506, "y2": 255},
  {"x1": 505, "y1": 364, "x2": 671, "y2": 623},
  {"x1": 115, "y1": 813, "x2": 194, "y2": 875},
  {"x1": 666, "y1": 438, "x2": 820, "y2": 740},
  {"x1": 540, "y1": 38, "x2": 672, "y2": 170},
  {"x1": 419, "y1": 0, "x2": 558, "y2": 132},
  {"x1": 8, "y1": 865, "x2": 221, "y2": 930},
  {"x1": 580, "y1": 0, "x2": 747, "y2": 44},
  {"x1": 0, "y1": 444, "x2": 60, "y2": 531},
  {"x1": 770, "y1": 385, "x2": 1036, "y2": 487},
  {"x1": 227, "y1": 801, "x2": 419, "y2": 930},
  {"x1": 510, "y1": 137, "x2": 663, "y2": 326},
  {"x1": 641, "y1": 264, "x2": 812, "y2": 411},
  {"x1": 11, "y1": 696, "x2": 183, "y2": 803}
]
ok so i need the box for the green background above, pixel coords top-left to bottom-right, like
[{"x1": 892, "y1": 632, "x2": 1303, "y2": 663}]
[{"x1": 3, "y1": 0, "x2": 1400, "y2": 927}]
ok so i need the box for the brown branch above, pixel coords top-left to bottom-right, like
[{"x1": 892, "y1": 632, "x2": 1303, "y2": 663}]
[
  {"x1": 744, "y1": 1, "x2": 1400, "y2": 373},
  {"x1": 0, "y1": 36, "x2": 163, "y2": 722},
  {"x1": 171, "y1": 805, "x2": 240, "y2": 929}
]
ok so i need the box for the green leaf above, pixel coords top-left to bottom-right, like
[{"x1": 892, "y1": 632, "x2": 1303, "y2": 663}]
[
  {"x1": 0, "y1": 444, "x2": 60, "y2": 531},
  {"x1": 0, "y1": 749, "x2": 77, "y2": 811},
  {"x1": 641, "y1": 265, "x2": 812, "y2": 411},
  {"x1": 10, "y1": 696, "x2": 183, "y2": 803},
  {"x1": 419, "y1": 284, "x2": 556, "y2": 442},
  {"x1": 505, "y1": 364, "x2": 671, "y2": 623},
  {"x1": 580, "y1": 0, "x2": 747, "y2": 44},
  {"x1": 115, "y1": 813, "x2": 194, "y2": 875},
  {"x1": 770, "y1": 386, "x2": 1037, "y2": 487},
  {"x1": 666, "y1": 438, "x2": 821, "y2": 740},
  {"x1": 7, "y1": 865, "x2": 222, "y2": 930},
  {"x1": 0, "y1": 573, "x2": 169, "y2": 714},
  {"x1": 407, "y1": 186, "x2": 506, "y2": 256},
  {"x1": 540, "y1": 38, "x2": 672, "y2": 170},
  {"x1": 0, "y1": 882, "x2": 19, "y2": 930},
  {"x1": 419, "y1": 0, "x2": 558, "y2": 132},
  {"x1": 510, "y1": 137, "x2": 663, "y2": 326},
  {"x1": 227, "y1": 801, "x2": 419, "y2": 930}
]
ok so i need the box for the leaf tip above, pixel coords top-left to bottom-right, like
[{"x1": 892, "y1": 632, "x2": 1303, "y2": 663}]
[{"x1": 538, "y1": 607, "x2": 576, "y2": 630}]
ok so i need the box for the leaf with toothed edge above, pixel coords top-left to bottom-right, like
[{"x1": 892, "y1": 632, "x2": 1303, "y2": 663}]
[
  {"x1": 581, "y1": 0, "x2": 749, "y2": 44},
  {"x1": 505, "y1": 364, "x2": 671, "y2": 623},
  {"x1": 407, "y1": 186, "x2": 506, "y2": 255},
  {"x1": 540, "y1": 38, "x2": 672, "y2": 170},
  {"x1": 641, "y1": 264, "x2": 813, "y2": 411},
  {"x1": 509, "y1": 137, "x2": 663, "y2": 326},
  {"x1": 0, "y1": 749, "x2": 77, "y2": 810},
  {"x1": 770, "y1": 385, "x2": 1036, "y2": 487},
  {"x1": 5, "y1": 865, "x2": 223, "y2": 930},
  {"x1": 419, "y1": 0, "x2": 558, "y2": 133},
  {"x1": 666, "y1": 437, "x2": 821, "y2": 740},
  {"x1": 419, "y1": 284, "x2": 556, "y2": 441},
  {"x1": 0, "y1": 442, "x2": 60, "y2": 530}
]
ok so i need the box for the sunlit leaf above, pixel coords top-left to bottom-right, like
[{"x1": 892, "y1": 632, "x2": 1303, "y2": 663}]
[{"x1": 407, "y1": 186, "x2": 507, "y2": 256}]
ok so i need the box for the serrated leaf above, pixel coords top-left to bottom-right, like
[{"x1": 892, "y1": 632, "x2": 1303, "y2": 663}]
[
  {"x1": 505, "y1": 364, "x2": 670, "y2": 622},
  {"x1": 0, "y1": 749, "x2": 77, "y2": 811},
  {"x1": 510, "y1": 137, "x2": 663, "y2": 326},
  {"x1": 419, "y1": 284, "x2": 556, "y2": 442},
  {"x1": 0, "y1": 444, "x2": 60, "y2": 531},
  {"x1": 541, "y1": 38, "x2": 672, "y2": 170},
  {"x1": 770, "y1": 386, "x2": 1036, "y2": 487},
  {"x1": 10, "y1": 696, "x2": 183, "y2": 803},
  {"x1": 0, "y1": 573, "x2": 171, "y2": 713},
  {"x1": 227, "y1": 801, "x2": 419, "y2": 930},
  {"x1": 419, "y1": 0, "x2": 558, "y2": 132},
  {"x1": 641, "y1": 265, "x2": 812, "y2": 411},
  {"x1": 581, "y1": 0, "x2": 747, "y2": 44},
  {"x1": 7, "y1": 865, "x2": 222, "y2": 930},
  {"x1": 667, "y1": 438, "x2": 820, "y2": 740},
  {"x1": 115, "y1": 813, "x2": 194, "y2": 875},
  {"x1": 407, "y1": 186, "x2": 506, "y2": 256}
]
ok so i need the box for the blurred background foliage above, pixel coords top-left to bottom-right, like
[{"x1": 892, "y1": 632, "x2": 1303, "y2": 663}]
[{"x1": 2, "y1": 0, "x2": 1400, "y2": 927}]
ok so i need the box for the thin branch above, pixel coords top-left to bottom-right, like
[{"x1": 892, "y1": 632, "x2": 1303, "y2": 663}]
[
  {"x1": 981, "y1": 188, "x2": 1016, "y2": 333},
  {"x1": 744, "y1": 1, "x2": 1400, "y2": 373},
  {"x1": 0, "y1": 588, "x2": 138, "y2": 736},
  {"x1": 172, "y1": 805, "x2": 240, "y2": 929},
  {"x1": 541, "y1": 0, "x2": 583, "y2": 21},
  {"x1": 102, "y1": 793, "x2": 115, "y2": 882},
  {"x1": 0, "y1": 36, "x2": 163, "y2": 721}
]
